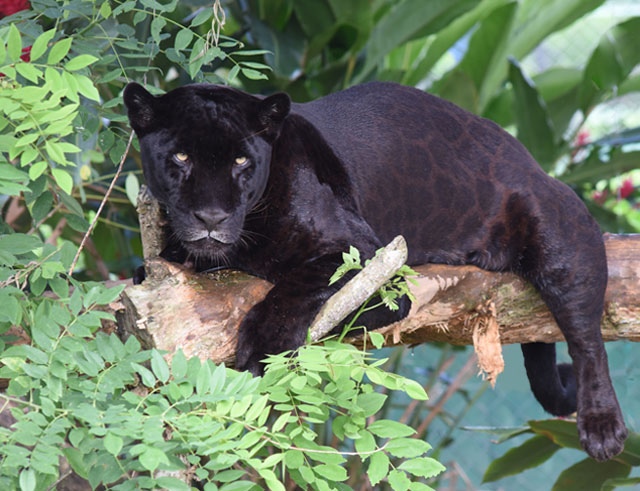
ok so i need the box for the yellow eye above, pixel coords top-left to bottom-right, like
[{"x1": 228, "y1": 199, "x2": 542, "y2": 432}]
[
  {"x1": 235, "y1": 156, "x2": 248, "y2": 166},
  {"x1": 174, "y1": 152, "x2": 188, "y2": 162}
]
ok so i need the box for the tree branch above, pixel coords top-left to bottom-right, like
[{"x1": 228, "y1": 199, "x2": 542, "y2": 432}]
[{"x1": 110, "y1": 232, "x2": 640, "y2": 367}]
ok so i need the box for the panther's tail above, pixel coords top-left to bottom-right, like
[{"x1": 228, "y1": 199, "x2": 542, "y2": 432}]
[{"x1": 521, "y1": 342, "x2": 577, "y2": 416}]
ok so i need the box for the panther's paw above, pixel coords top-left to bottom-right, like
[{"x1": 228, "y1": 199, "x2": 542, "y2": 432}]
[
  {"x1": 578, "y1": 408, "x2": 628, "y2": 461},
  {"x1": 133, "y1": 265, "x2": 146, "y2": 285}
]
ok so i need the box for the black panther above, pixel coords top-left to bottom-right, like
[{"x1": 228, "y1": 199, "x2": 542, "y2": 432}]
[{"x1": 124, "y1": 81, "x2": 627, "y2": 461}]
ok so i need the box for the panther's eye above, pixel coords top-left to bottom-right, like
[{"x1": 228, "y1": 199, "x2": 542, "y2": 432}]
[
  {"x1": 235, "y1": 156, "x2": 248, "y2": 166},
  {"x1": 173, "y1": 152, "x2": 189, "y2": 163}
]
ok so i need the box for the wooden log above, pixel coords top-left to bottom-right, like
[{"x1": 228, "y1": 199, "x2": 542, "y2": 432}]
[{"x1": 110, "y1": 234, "x2": 640, "y2": 367}]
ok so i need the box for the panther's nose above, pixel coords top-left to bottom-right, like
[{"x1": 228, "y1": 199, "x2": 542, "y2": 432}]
[{"x1": 193, "y1": 209, "x2": 230, "y2": 231}]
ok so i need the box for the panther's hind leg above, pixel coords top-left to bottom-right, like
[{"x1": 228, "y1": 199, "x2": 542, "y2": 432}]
[
  {"x1": 521, "y1": 342, "x2": 576, "y2": 416},
  {"x1": 520, "y1": 214, "x2": 627, "y2": 461}
]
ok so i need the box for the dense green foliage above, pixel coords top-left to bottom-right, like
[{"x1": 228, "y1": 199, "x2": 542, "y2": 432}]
[
  {"x1": 1, "y1": 323, "x2": 444, "y2": 489},
  {"x1": 1, "y1": 0, "x2": 639, "y2": 489}
]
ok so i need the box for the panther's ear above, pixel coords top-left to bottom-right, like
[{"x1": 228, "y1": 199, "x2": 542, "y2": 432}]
[
  {"x1": 258, "y1": 93, "x2": 290, "y2": 140},
  {"x1": 123, "y1": 83, "x2": 156, "y2": 134}
]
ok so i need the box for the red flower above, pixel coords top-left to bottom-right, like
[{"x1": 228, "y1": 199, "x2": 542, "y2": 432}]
[
  {"x1": 0, "y1": 0, "x2": 30, "y2": 17},
  {"x1": 619, "y1": 179, "x2": 634, "y2": 200},
  {"x1": 19, "y1": 45, "x2": 31, "y2": 62}
]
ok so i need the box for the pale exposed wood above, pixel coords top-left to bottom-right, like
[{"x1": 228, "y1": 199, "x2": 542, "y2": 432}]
[{"x1": 308, "y1": 235, "x2": 408, "y2": 342}]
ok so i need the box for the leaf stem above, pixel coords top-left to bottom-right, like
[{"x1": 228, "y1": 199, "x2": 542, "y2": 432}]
[{"x1": 68, "y1": 130, "x2": 134, "y2": 276}]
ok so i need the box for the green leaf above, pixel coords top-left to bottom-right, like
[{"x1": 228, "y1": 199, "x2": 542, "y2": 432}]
[
  {"x1": 51, "y1": 168, "x2": 73, "y2": 195},
  {"x1": 139, "y1": 446, "x2": 169, "y2": 472},
  {"x1": 369, "y1": 331, "x2": 384, "y2": 349},
  {"x1": 171, "y1": 350, "x2": 187, "y2": 379},
  {"x1": 62, "y1": 447, "x2": 88, "y2": 479},
  {"x1": 47, "y1": 38, "x2": 73, "y2": 65},
  {"x1": 210, "y1": 362, "x2": 226, "y2": 394},
  {"x1": 104, "y1": 432, "x2": 124, "y2": 456},
  {"x1": 0, "y1": 233, "x2": 42, "y2": 254},
  {"x1": 58, "y1": 190, "x2": 84, "y2": 217},
  {"x1": 132, "y1": 362, "x2": 156, "y2": 387},
  {"x1": 355, "y1": 430, "x2": 376, "y2": 455},
  {"x1": 560, "y1": 151, "x2": 640, "y2": 186},
  {"x1": 0, "y1": 163, "x2": 29, "y2": 181},
  {"x1": 241, "y1": 68, "x2": 268, "y2": 81},
  {"x1": 368, "y1": 420, "x2": 415, "y2": 438},
  {"x1": 188, "y1": 39, "x2": 205, "y2": 79},
  {"x1": 602, "y1": 477, "x2": 640, "y2": 491},
  {"x1": 409, "y1": 484, "x2": 435, "y2": 491},
  {"x1": 355, "y1": 0, "x2": 476, "y2": 84},
  {"x1": 314, "y1": 464, "x2": 347, "y2": 482},
  {"x1": 474, "y1": 0, "x2": 606, "y2": 113},
  {"x1": 356, "y1": 392, "x2": 386, "y2": 417},
  {"x1": 456, "y1": 1, "x2": 517, "y2": 113},
  {"x1": 16, "y1": 63, "x2": 43, "y2": 83},
  {"x1": 65, "y1": 54, "x2": 99, "y2": 71},
  {"x1": 99, "y1": 1, "x2": 112, "y2": 18},
  {"x1": 219, "y1": 482, "x2": 256, "y2": 491},
  {"x1": 483, "y1": 435, "x2": 560, "y2": 482},
  {"x1": 579, "y1": 17, "x2": 640, "y2": 111},
  {"x1": 398, "y1": 457, "x2": 446, "y2": 479},
  {"x1": 528, "y1": 419, "x2": 582, "y2": 450},
  {"x1": 230, "y1": 394, "x2": 253, "y2": 418},
  {"x1": 8, "y1": 24, "x2": 21, "y2": 62},
  {"x1": 14, "y1": 133, "x2": 38, "y2": 148},
  {"x1": 367, "y1": 451, "x2": 389, "y2": 486},
  {"x1": 74, "y1": 74, "x2": 100, "y2": 102},
  {"x1": 196, "y1": 359, "x2": 211, "y2": 395},
  {"x1": 403, "y1": 0, "x2": 511, "y2": 86},
  {"x1": 508, "y1": 58, "x2": 557, "y2": 170},
  {"x1": 272, "y1": 412, "x2": 291, "y2": 432},
  {"x1": 402, "y1": 379, "x2": 428, "y2": 401},
  {"x1": 190, "y1": 7, "x2": 212, "y2": 27},
  {"x1": 30, "y1": 28, "x2": 56, "y2": 62},
  {"x1": 19, "y1": 468, "x2": 35, "y2": 491},
  {"x1": 388, "y1": 469, "x2": 411, "y2": 491},
  {"x1": 45, "y1": 140, "x2": 67, "y2": 165},
  {"x1": 616, "y1": 433, "x2": 640, "y2": 467},
  {"x1": 151, "y1": 349, "x2": 170, "y2": 383},
  {"x1": 228, "y1": 64, "x2": 241, "y2": 83},
  {"x1": 141, "y1": 0, "x2": 178, "y2": 12},
  {"x1": 151, "y1": 17, "x2": 167, "y2": 45},
  {"x1": 386, "y1": 438, "x2": 432, "y2": 459},
  {"x1": 175, "y1": 29, "x2": 193, "y2": 51},
  {"x1": 245, "y1": 394, "x2": 269, "y2": 422},
  {"x1": 552, "y1": 458, "x2": 630, "y2": 491},
  {"x1": 125, "y1": 172, "x2": 139, "y2": 206},
  {"x1": 0, "y1": 40, "x2": 6, "y2": 65}
]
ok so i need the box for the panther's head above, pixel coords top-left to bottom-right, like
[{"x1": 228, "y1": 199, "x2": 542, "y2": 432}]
[{"x1": 123, "y1": 83, "x2": 290, "y2": 259}]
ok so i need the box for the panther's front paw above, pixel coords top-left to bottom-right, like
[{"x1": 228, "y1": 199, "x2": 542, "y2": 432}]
[
  {"x1": 578, "y1": 408, "x2": 628, "y2": 461},
  {"x1": 133, "y1": 265, "x2": 146, "y2": 285},
  {"x1": 235, "y1": 312, "x2": 308, "y2": 377},
  {"x1": 235, "y1": 347, "x2": 267, "y2": 377}
]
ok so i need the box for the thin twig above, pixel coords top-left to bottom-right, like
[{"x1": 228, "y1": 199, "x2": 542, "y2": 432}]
[
  {"x1": 398, "y1": 355, "x2": 456, "y2": 425},
  {"x1": 68, "y1": 130, "x2": 135, "y2": 276},
  {"x1": 27, "y1": 202, "x2": 62, "y2": 235},
  {"x1": 45, "y1": 470, "x2": 72, "y2": 491},
  {"x1": 414, "y1": 352, "x2": 478, "y2": 440}
]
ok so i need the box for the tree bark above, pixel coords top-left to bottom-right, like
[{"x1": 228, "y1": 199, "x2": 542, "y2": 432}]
[{"x1": 110, "y1": 233, "x2": 640, "y2": 368}]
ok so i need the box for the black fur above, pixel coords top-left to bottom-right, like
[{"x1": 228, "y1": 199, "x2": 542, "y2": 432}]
[{"x1": 124, "y1": 81, "x2": 627, "y2": 461}]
